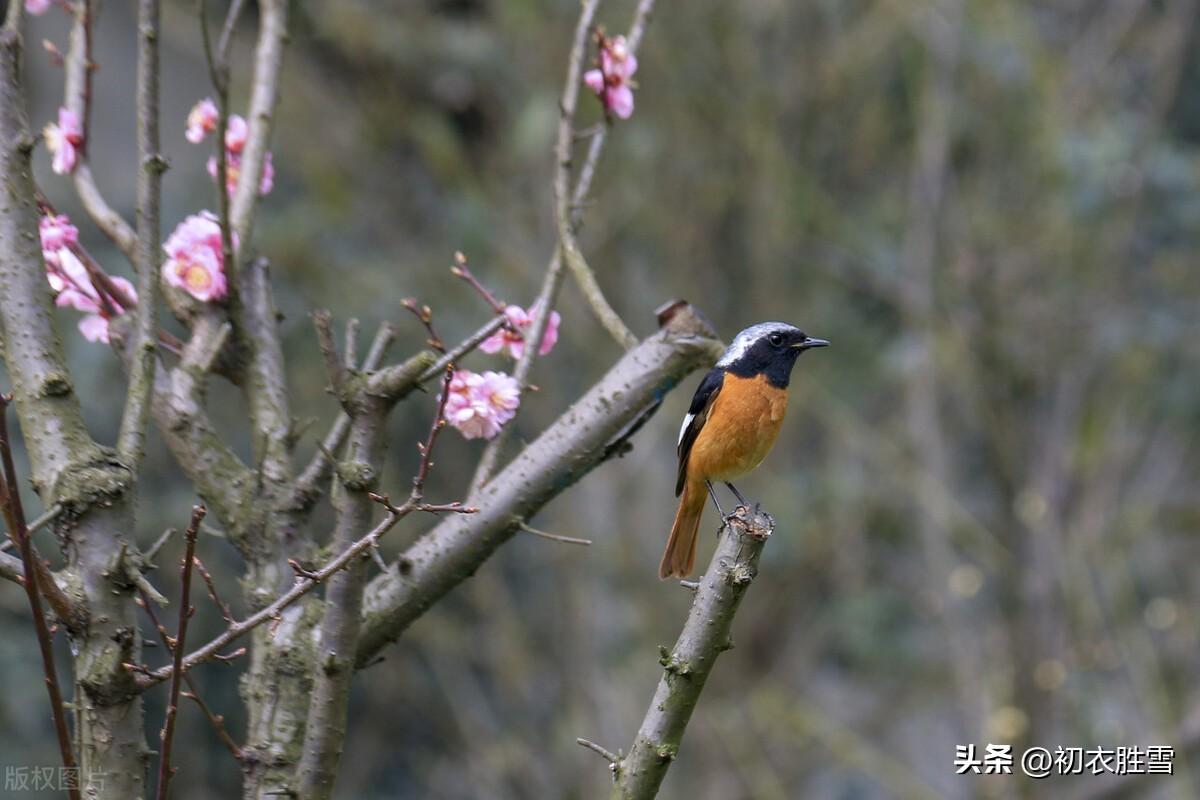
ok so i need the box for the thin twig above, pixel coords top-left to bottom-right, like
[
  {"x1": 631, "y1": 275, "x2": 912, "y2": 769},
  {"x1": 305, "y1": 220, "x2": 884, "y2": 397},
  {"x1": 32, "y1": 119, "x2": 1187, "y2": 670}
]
[
  {"x1": 470, "y1": 0, "x2": 656, "y2": 492},
  {"x1": 577, "y1": 737, "x2": 620, "y2": 765},
  {"x1": 198, "y1": 0, "x2": 237, "y2": 299},
  {"x1": 554, "y1": 0, "x2": 638, "y2": 350},
  {"x1": 63, "y1": 0, "x2": 138, "y2": 264},
  {"x1": 401, "y1": 298, "x2": 446, "y2": 352},
  {"x1": 136, "y1": 484, "x2": 476, "y2": 689},
  {"x1": 519, "y1": 521, "x2": 592, "y2": 546},
  {"x1": 343, "y1": 318, "x2": 360, "y2": 371},
  {"x1": 0, "y1": 395, "x2": 80, "y2": 800},
  {"x1": 3, "y1": 0, "x2": 21, "y2": 33},
  {"x1": 312, "y1": 310, "x2": 347, "y2": 397},
  {"x1": 214, "y1": 0, "x2": 247, "y2": 65},
  {"x1": 143, "y1": 527, "x2": 176, "y2": 564},
  {"x1": 155, "y1": 504, "x2": 205, "y2": 800},
  {"x1": 138, "y1": 592, "x2": 245, "y2": 764},
  {"x1": 450, "y1": 251, "x2": 506, "y2": 314},
  {"x1": 118, "y1": 0, "x2": 163, "y2": 467},
  {"x1": 415, "y1": 316, "x2": 507, "y2": 384},
  {"x1": 291, "y1": 323, "x2": 397, "y2": 512},
  {"x1": 192, "y1": 555, "x2": 236, "y2": 624},
  {"x1": 2, "y1": 502, "x2": 62, "y2": 546}
]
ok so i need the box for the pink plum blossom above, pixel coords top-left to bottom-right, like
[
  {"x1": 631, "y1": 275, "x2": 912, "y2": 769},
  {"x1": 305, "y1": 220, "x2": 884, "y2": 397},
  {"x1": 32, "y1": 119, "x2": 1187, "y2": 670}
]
[
  {"x1": 442, "y1": 370, "x2": 521, "y2": 440},
  {"x1": 39, "y1": 214, "x2": 79, "y2": 270},
  {"x1": 162, "y1": 212, "x2": 231, "y2": 302},
  {"x1": 186, "y1": 98, "x2": 218, "y2": 143},
  {"x1": 41, "y1": 238, "x2": 137, "y2": 344},
  {"x1": 24, "y1": 0, "x2": 52, "y2": 15},
  {"x1": 224, "y1": 115, "x2": 248, "y2": 153},
  {"x1": 583, "y1": 34, "x2": 638, "y2": 120},
  {"x1": 43, "y1": 107, "x2": 82, "y2": 175},
  {"x1": 480, "y1": 303, "x2": 561, "y2": 360},
  {"x1": 207, "y1": 150, "x2": 274, "y2": 197}
]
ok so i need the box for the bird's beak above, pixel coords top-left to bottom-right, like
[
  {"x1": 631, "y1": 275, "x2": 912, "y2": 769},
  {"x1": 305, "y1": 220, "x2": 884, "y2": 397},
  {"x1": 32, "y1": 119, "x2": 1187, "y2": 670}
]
[{"x1": 794, "y1": 336, "x2": 829, "y2": 350}]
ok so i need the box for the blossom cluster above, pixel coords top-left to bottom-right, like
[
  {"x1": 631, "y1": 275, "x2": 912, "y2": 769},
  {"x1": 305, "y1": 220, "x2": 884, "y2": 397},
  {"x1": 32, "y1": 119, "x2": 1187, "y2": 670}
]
[
  {"x1": 583, "y1": 34, "x2": 638, "y2": 119},
  {"x1": 186, "y1": 99, "x2": 274, "y2": 197},
  {"x1": 40, "y1": 214, "x2": 136, "y2": 343},
  {"x1": 441, "y1": 301, "x2": 562, "y2": 440}
]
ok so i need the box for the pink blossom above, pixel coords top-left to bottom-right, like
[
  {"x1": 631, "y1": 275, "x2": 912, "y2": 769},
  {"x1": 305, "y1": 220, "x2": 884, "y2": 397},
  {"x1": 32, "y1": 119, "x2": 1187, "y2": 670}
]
[
  {"x1": 44, "y1": 247, "x2": 137, "y2": 345},
  {"x1": 162, "y1": 212, "x2": 230, "y2": 302},
  {"x1": 225, "y1": 115, "x2": 248, "y2": 153},
  {"x1": 43, "y1": 107, "x2": 82, "y2": 175},
  {"x1": 442, "y1": 369, "x2": 521, "y2": 440},
  {"x1": 207, "y1": 151, "x2": 275, "y2": 197},
  {"x1": 39, "y1": 214, "x2": 79, "y2": 269},
  {"x1": 24, "y1": 0, "x2": 52, "y2": 15},
  {"x1": 480, "y1": 303, "x2": 561, "y2": 359},
  {"x1": 186, "y1": 98, "x2": 218, "y2": 143},
  {"x1": 583, "y1": 34, "x2": 638, "y2": 120}
]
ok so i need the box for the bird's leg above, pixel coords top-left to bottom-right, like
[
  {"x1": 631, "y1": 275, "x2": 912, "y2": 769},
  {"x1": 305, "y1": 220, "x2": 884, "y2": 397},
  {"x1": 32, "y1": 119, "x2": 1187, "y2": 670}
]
[
  {"x1": 725, "y1": 482, "x2": 750, "y2": 510},
  {"x1": 705, "y1": 480, "x2": 726, "y2": 518}
]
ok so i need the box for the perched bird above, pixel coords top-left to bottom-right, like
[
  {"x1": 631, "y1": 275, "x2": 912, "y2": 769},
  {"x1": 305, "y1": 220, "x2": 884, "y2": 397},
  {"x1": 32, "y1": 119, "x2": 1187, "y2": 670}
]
[{"x1": 660, "y1": 322, "x2": 828, "y2": 579}]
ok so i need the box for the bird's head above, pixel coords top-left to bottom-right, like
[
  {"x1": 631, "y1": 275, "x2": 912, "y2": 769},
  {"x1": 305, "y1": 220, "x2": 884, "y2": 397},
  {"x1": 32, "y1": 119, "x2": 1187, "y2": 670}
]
[{"x1": 716, "y1": 322, "x2": 828, "y2": 388}]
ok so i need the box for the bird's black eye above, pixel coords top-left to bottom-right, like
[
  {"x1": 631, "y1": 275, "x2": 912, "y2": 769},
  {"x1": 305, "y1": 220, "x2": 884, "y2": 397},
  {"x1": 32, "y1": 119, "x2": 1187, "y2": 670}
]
[{"x1": 768, "y1": 333, "x2": 784, "y2": 347}]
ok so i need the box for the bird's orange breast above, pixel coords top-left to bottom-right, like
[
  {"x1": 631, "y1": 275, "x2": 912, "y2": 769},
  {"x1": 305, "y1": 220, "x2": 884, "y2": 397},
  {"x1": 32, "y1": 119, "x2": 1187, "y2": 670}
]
[{"x1": 687, "y1": 373, "x2": 788, "y2": 483}]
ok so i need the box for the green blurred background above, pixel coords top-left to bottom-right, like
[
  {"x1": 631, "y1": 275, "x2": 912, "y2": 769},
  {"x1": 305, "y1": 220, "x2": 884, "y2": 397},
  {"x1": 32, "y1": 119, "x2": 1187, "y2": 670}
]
[{"x1": 3, "y1": 0, "x2": 1200, "y2": 797}]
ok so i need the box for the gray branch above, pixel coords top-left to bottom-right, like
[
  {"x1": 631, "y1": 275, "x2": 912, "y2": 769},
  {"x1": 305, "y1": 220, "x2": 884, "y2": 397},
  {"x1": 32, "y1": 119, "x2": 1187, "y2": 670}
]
[
  {"x1": 604, "y1": 505, "x2": 775, "y2": 798},
  {"x1": 355, "y1": 304, "x2": 723, "y2": 666}
]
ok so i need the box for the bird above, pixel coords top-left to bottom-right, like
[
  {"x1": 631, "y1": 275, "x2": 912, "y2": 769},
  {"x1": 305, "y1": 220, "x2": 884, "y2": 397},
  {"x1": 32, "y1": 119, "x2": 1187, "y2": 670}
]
[{"x1": 659, "y1": 322, "x2": 828, "y2": 579}]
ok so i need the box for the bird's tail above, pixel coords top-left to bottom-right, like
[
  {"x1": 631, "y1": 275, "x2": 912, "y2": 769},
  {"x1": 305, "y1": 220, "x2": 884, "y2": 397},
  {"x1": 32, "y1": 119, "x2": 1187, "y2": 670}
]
[{"x1": 659, "y1": 480, "x2": 706, "y2": 579}]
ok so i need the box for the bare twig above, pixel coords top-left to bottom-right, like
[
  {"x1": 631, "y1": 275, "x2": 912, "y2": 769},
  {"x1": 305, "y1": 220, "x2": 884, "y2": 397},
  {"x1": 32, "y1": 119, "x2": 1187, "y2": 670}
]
[
  {"x1": 138, "y1": 590, "x2": 245, "y2": 764},
  {"x1": 192, "y1": 555, "x2": 235, "y2": 624},
  {"x1": 290, "y1": 323, "x2": 397, "y2": 513},
  {"x1": 135, "y1": 492, "x2": 476, "y2": 690},
  {"x1": 605, "y1": 506, "x2": 773, "y2": 797},
  {"x1": 554, "y1": 0, "x2": 638, "y2": 350},
  {"x1": 63, "y1": 0, "x2": 138, "y2": 264},
  {"x1": 155, "y1": 504, "x2": 205, "y2": 800},
  {"x1": 0, "y1": 395, "x2": 80, "y2": 800},
  {"x1": 312, "y1": 310, "x2": 348, "y2": 397},
  {"x1": 519, "y1": 521, "x2": 592, "y2": 546},
  {"x1": 577, "y1": 737, "x2": 621, "y2": 765},
  {"x1": 143, "y1": 527, "x2": 176, "y2": 564},
  {"x1": 401, "y1": 298, "x2": 446, "y2": 352},
  {"x1": 415, "y1": 315, "x2": 507, "y2": 384},
  {"x1": 214, "y1": 0, "x2": 247, "y2": 66},
  {"x1": 2, "y1": 502, "x2": 62, "y2": 547},
  {"x1": 117, "y1": 0, "x2": 164, "y2": 467},
  {"x1": 343, "y1": 318, "x2": 360, "y2": 371},
  {"x1": 470, "y1": 0, "x2": 657, "y2": 491},
  {"x1": 229, "y1": 0, "x2": 287, "y2": 245},
  {"x1": 3, "y1": 0, "x2": 21, "y2": 34},
  {"x1": 450, "y1": 251, "x2": 507, "y2": 314}
]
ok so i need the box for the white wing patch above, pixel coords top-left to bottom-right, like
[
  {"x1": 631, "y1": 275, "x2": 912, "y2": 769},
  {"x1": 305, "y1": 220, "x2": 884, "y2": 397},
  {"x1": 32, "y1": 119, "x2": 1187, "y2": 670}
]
[{"x1": 678, "y1": 413, "x2": 694, "y2": 446}]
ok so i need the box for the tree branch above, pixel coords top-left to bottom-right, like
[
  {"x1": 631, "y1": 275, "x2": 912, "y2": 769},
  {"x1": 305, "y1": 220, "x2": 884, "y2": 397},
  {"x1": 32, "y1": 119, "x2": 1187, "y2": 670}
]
[
  {"x1": 65, "y1": 0, "x2": 138, "y2": 264},
  {"x1": 154, "y1": 504, "x2": 204, "y2": 800},
  {"x1": 554, "y1": 0, "x2": 639, "y2": 351},
  {"x1": 296, "y1": 358, "x2": 458, "y2": 799},
  {"x1": 355, "y1": 304, "x2": 722, "y2": 665},
  {"x1": 605, "y1": 505, "x2": 774, "y2": 798},
  {"x1": 230, "y1": 0, "x2": 287, "y2": 246},
  {"x1": 0, "y1": 395, "x2": 80, "y2": 800},
  {"x1": 471, "y1": 0, "x2": 658, "y2": 490},
  {"x1": 118, "y1": 0, "x2": 164, "y2": 467}
]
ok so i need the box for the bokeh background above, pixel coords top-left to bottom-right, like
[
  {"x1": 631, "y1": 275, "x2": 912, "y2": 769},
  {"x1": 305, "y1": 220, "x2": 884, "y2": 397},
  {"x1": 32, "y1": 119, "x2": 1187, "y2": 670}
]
[{"x1": 3, "y1": 0, "x2": 1200, "y2": 798}]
